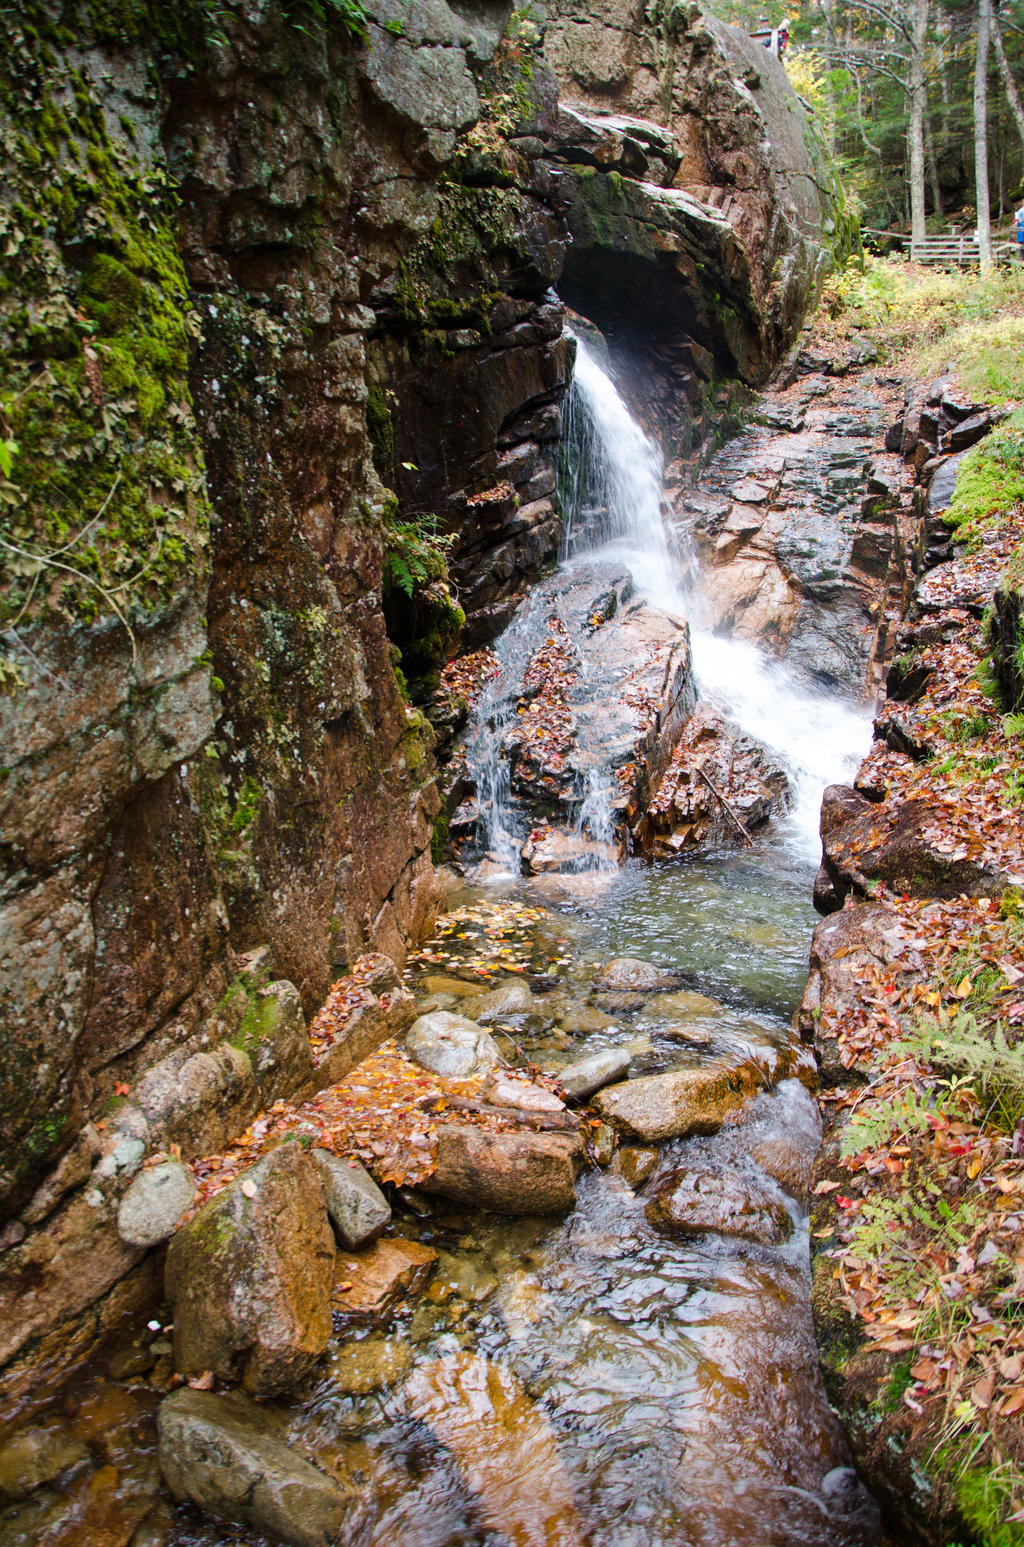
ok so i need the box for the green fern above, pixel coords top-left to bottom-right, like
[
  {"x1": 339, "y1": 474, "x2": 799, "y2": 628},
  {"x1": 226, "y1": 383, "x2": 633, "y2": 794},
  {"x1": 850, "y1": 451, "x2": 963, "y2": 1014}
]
[{"x1": 900, "y1": 1011, "x2": 1024, "y2": 1134}]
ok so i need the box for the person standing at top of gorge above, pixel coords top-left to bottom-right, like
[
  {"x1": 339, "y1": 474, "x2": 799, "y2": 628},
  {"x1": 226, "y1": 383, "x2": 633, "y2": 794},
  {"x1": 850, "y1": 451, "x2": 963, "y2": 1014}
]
[{"x1": 1014, "y1": 199, "x2": 1024, "y2": 255}]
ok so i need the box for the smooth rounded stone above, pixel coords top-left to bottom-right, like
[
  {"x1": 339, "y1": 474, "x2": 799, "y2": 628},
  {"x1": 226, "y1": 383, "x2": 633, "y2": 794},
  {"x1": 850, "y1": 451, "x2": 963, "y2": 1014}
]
[
  {"x1": 592, "y1": 992, "x2": 647, "y2": 1014},
  {"x1": 116, "y1": 1160, "x2": 196, "y2": 1249},
  {"x1": 553, "y1": 1048, "x2": 632, "y2": 1102},
  {"x1": 640, "y1": 989, "x2": 722, "y2": 1021},
  {"x1": 0, "y1": 1423, "x2": 89, "y2": 1499},
  {"x1": 482, "y1": 1075, "x2": 565, "y2": 1112},
  {"x1": 472, "y1": 981, "x2": 538, "y2": 1023},
  {"x1": 158, "y1": 1388, "x2": 365, "y2": 1547},
  {"x1": 557, "y1": 1001, "x2": 616, "y2": 1034},
  {"x1": 420, "y1": 974, "x2": 485, "y2": 999},
  {"x1": 404, "y1": 1012, "x2": 501, "y2": 1078},
  {"x1": 328, "y1": 1337, "x2": 413, "y2": 1396},
  {"x1": 401, "y1": 1354, "x2": 585, "y2": 1547},
  {"x1": 751, "y1": 1136, "x2": 815, "y2": 1205},
  {"x1": 164, "y1": 1144, "x2": 335, "y2": 1399},
  {"x1": 593, "y1": 1064, "x2": 760, "y2": 1142},
  {"x1": 610, "y1": 1146, "x2": 659, "y2": 1189},
  {"x1": 597, "y1": 958, "x2": 680, "y2": 993},
  {"x1": 421, "y1": 1125, "x2": 585, "y2": 1215},
  {"x1": 659, "y1": 1025, "x2": 714, "y2": 1047},
  {"x1": 415, "y1": 992, "x2": 459, "y2": 1014},
  {"x1": 311, "y1": 1150, "x2": 390, "y2": 1250},
  {"x1": 646, "y1": 1168, "x2": 794, "y2": 1246}
]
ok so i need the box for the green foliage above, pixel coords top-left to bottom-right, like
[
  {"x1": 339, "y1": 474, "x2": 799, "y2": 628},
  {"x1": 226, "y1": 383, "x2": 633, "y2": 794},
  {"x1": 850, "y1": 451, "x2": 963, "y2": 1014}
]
[
  {"x1": 383, "y1": 513, "x2": 454, "y2": 601},
  {"x1": 901, "y1": 1010, "x2": 1024, "y2": 1136},
  {"x1": 957, "y1": 1460, "x2": 1024, "y2": 1547}
]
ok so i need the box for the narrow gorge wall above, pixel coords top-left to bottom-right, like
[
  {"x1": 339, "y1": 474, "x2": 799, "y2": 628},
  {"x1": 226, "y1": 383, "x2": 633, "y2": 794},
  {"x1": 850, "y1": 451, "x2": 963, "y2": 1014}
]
[{"x1": 0, "y1": 0, "x2": 827, "y2": 1386}]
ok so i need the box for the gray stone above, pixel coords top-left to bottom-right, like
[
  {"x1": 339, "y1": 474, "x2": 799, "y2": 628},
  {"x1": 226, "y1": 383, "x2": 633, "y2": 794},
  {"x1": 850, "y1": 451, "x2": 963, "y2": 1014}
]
[
  {"x1": 472, "y1": 981, "x2": 537, "y2": 1022},
  {"x1": 593, "y1": 1064, "x2": 762, "y2": 1142},
  {"x1": 158, "y1": 1388, "x2": 365, "y2": 1547},
  {"x1": 558, "y1": 1001, "x2": 616, "y2": 1034},
  {"x1": 311, "y1": 1150, "x2": 390, "y2": 1249},
  {"x1": 117, "y1": 1160, "x2": 197, "y2": 1249},
  {"x1": 597, "y1": 958, "x2": 680, "y2": 993},
  {"x1": 405, "y1": 1012, "x2": 501, "y2": 1078},
  {"x1": 553, "y1": 1048, "x2": 632, "y2": 1101},
  {"x1": 236, "y1": 980, "x2": 315, "y2": 1106}
]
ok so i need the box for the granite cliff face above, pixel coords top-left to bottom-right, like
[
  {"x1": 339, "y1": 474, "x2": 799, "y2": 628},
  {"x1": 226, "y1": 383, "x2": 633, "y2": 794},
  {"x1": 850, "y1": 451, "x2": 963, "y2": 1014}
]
[{"x1": 0, "y1": 0, "x2": 826, "y2": 1383}]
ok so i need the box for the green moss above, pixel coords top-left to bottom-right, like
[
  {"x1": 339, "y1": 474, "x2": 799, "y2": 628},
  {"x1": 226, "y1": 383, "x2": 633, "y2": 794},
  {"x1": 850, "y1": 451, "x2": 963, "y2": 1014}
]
[
  {"x1": 366, "y1": 383, "x2": 395, "y2": 483},
  {"x1": 956, "y1": 1461, "x2": 1024, "y2": 1546},
  {"x1": 232, "y1": 991, "x2": 282, "y2": 1058},
  {"x1": 430, "y1": 807, "x2": 449, "y2": 864},
  {"x1": 0, "y1": 21, "x2": 210, "y2": 644},
  {"x1": 945, "y1": 408, "x2": 1024, "y2": 543}
]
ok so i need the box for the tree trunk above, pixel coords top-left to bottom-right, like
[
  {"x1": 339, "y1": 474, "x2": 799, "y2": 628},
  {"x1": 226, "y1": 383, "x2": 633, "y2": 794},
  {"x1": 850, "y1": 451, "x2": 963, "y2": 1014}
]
[
  {"x1": 993, "y1": 10, "x2": 1024, "y2": 170},
  {"x1": 975, "y1": 0, "x2": 994, "y2": 270},
  {"x1": 926, "y1": 112, "x2": 944, "y2": 216},
  {"x1": 909, "y1": 0, "x2": 930, "y2": 246}
]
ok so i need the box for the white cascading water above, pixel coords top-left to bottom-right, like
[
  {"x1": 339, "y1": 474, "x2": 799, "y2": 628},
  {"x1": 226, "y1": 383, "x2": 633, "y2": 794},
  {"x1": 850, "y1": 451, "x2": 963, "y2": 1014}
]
[{"x1": 563, "y1": 335, "x2": 871, "y2": 862}]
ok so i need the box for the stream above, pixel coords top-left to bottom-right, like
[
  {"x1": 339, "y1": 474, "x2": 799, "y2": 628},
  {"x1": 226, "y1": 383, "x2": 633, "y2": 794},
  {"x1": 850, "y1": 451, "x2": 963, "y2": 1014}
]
[{"x1": 0, "y1": 341, "x2": 884, "y2": 1547}]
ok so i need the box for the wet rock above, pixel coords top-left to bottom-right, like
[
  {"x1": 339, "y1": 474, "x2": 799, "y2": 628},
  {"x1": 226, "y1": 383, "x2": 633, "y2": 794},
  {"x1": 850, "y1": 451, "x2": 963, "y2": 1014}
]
[
  {"x1": 420, "y1": 974, "x2": 485, "y2": 999},
  {"x1": 593, "y1": 1063, "x2": 763, "y2": 1142},
  {"x1": 0, "y1": 1423, "x2": 89, "y2": 1500},
  {"x1": 521, "y1": 830, "x2": 618, "y2": 873},
  {"x1": 158, "y1": 1388, "x2": 363, "y2": 1547},
  {"x1": 593, "y1": 991, "x2": 647, "y2": 1014},
  {"x1": 591, "y1": 1123, "x2": 616, "y2": 1165},
  {"x1": 404, "y1": 1012, "x2": 501, "y2": 1077},
  {"x1": 646, "y1": 1168, "x2": 793, "y2": 1246},
  {"x1": 553, "y1": 1048, "x2": 632, "y2": 1101},
  {"x1": 558, "y1": 1001, "x2": 616, "y2": 1034},
  {"x1": 328, "y1": 1337, "x2": 414, "y2": 1395},
  {"x1": 117, "y1": 1161, "x2": 196, "y2": 1249},
  {"x1": 311, "y1": 1151, "x2": 390, "y2": 1250},
  {"x1": 402, "y1": 1353, "x2": 585, "y2": 1547},
  {"x1": 751, "y1": 1135, "x2": 815, "y2": 1205},
  {"x1": 164, "y1": 1143, "x2": 334, "y2": 1398},
  {"x1": 611, "y1": 1145, "x2": 659, "y2": 1189},
  {"x1": 422, "y1": 1125, "x2": 585, "y2": 1214},
  {"x1": 333, "y1": 1238, "x2": 438, "y2": 1321},
  {"x1": 472, "y1": 981, "x2": 537, "y2": 1022},
  {"x1": 597, "y1": 958, "x2": 680, "y2": 993}
]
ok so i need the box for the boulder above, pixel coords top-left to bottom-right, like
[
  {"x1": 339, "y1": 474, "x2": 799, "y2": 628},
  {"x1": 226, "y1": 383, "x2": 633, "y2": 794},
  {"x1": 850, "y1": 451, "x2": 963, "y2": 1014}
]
[
  {"x1": 117, "y1": 1160, "x2": 196, "y2": 1249},
  {"x1": 333, "y1": 1237, "x2": 438, "y2": 1321},
  {"x1": 817, "y1": 784, "x2": 1002, "y2": 915},
  {"x1": 402, "y1": 1353, "x2": 585, "y2": 1547},
  {"x1": 158, "y1": 1388, "x2": 364, "y2": 1547},
  {"x1": 553, "y1": 1049, "x2": 632, "y2": 1101},
  {"x1": 316, "y1": 1000, "x2": 389, "y2": 1087},
  {"x1": 311, "y1": 1150, "x2": 390, "y2": 1250},
  {"x1": 421, "y1": 1125, "x2": 585, "y2": 1214},
  {"x1": 404, "y1": 1012, "x2": 501, "y2": 1078},
  {"x1": 135, "y1": 1042, "x2": 256, "y2": 1159},
  {"x1": 472, "y1": 981, "x2": 538, "y2": 1022},
  {"x1": 164, "y1": 1144, "x2": 335, "y2": 1398},
  {"x1": 481, "y1": 1075, "x2": 566, "y2": 1112},
  {"x1": 646, "y1": 1168, "x2": 793, "y2": 1246},
  {"x1": 597, "y1": 958, "x2": 680, "y2": 993},
  {"x1": 593, "y1": 1063, "x2": 762, "y2": 1142}
]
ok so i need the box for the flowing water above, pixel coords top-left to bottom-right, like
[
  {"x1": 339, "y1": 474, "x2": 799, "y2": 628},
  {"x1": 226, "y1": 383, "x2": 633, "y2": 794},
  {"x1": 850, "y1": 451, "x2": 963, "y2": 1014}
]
[{"x1": 0, "y1": 343, "x2": 883, "y2": 1547}]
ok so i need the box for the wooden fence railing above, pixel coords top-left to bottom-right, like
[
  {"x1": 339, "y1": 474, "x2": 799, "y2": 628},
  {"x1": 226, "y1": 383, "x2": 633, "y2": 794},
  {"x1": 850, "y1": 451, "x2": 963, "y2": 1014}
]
[{"x1": 909, "y1": 235, "x2": 1018, "y2": 266}]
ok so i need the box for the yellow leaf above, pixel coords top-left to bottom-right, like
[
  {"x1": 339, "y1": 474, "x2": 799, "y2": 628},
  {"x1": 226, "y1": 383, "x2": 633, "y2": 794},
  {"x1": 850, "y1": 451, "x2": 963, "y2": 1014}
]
[
  {"x1": 925, "y1": 990, "x2": 941, "y2": 1008},
  {"x1": 956, "y1": 976, "x2": 973, "y2": 999},
  {"x1": 967, "y1": 1154, "x2": 985, "y2": 1180}
]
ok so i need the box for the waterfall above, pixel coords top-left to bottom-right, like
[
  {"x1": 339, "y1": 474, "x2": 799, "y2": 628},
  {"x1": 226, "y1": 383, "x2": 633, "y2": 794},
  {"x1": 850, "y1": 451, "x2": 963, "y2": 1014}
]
[
  {"x1": 560, "y1": 337, "x2": 689, "y2": 617},
  {"x1": 560, "y1": 336, "x2": 871, "y2": 864}
]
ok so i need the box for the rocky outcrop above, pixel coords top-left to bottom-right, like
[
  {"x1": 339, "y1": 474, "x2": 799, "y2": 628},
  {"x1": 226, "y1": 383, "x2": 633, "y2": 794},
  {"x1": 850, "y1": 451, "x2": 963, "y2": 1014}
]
[
  {"x1": 672, "y1": 356, "x2": 916, "y2": 694},
  {"x1": 592, "y1": 1057, "x2": 778, "y2": 1141},
  {"x1": 541, "y1": 1, "x2": 844, "y2": 433}
]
